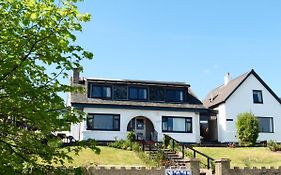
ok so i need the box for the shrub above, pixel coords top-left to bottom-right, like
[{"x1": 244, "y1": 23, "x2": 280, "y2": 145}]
[
  {"x1": 127, "y1": 131, "x2": 136, "y2": 142},
  {"x1": 267, "y1": 140, "x2": 281, "y2": 152},
  {"x1": 163, "y1": 135, "x2": 171, "y2": 148},
  {"x1": 108, "y1": 139, "x2": 125, "y2": 149},
  {"x1": 236, "y1": 112, "x2": 259, "y2": 146},
  {"x1": 121, "y1": 140, "x2": 132, "y2": 150},
  {"x1": 132, "y1": 142, "x2": 141, "y2": 152}
]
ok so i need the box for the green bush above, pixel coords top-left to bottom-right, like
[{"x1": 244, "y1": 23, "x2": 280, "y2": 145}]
[
  {"x1": 163, "y1": 135, "x2": 171, "y2": 148},
  {"x1": 236, "y1": 112, "x2": 259, "y2": 146},
  {"x1": 108, "y1": 138, "x2": 142, "y2": 152},
  {"x1": 127, "y1": 131, "x2": 136, "y2": 142},
  {"x1": 121, "y1": 140, "x2": 132, "y2": 150},
  {"x1": 132, "y1": 142, "x2": 141, "y2": 152},
  {"x1": 267, "y1": 140, "x2": 281, "y2": 152},
  {"x1": 108, "y1": 139, "x2": 125, "y2": 149}
]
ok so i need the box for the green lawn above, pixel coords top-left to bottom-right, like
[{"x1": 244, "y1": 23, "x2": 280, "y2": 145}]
[
  {"x1": 63, "y1": 146, "x2": 145, "y2": 167},
  {"x1": 189, "y1": 147, "x2": 281, "y2": 168}
]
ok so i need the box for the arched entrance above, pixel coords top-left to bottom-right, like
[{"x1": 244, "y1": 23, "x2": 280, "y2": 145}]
[{"x1": 127, "y1": 116, "x2": 156, "y2": 141}]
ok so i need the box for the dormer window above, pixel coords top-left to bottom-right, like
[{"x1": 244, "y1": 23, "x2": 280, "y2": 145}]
[
  {"x1": 165, "y1": 89, "x2": 184, "y2": 102},
  {"x1": 89, "y1": 84, "x2": 112, "y2": 99},
  {"x1": 253, "y1": 90, "x2": 263, "y2": 104},
  {"x1": 129, "y1": 87, "x2": 148, "y2": 100}
]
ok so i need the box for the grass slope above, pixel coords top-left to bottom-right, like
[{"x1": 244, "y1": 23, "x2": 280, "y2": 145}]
[
  {"x1": 192, "y1": 147, "x2": 281, "y2": 168},
  {"x1": 64, "y1": 146, "x2": 145, "y2": 167}
]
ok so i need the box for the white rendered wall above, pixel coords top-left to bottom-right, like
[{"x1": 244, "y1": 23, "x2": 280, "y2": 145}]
[
  {"x1": 219, "y1": 74, "x2": 281, "y2": 142},
  {"x1": 72, "y1": 107, "x2": 200, "y2": 143}
]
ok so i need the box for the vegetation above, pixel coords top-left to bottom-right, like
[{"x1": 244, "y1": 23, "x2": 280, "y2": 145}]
[
  {"x1": 163, "y1": 134, "x2": 171, "y2": 148},
  {"x1": 192, "y1": 147, "x2": 281, "y2": 168},
  {"x1": 108, "y1": 132, "x2": 141, "y2": 151},
  {"x1": 236, "y1": 112, "x2": 259, "y2": 146},
  {"x1": 0, "y1": 0, "x2": 98, "y2": 174},
  {"x1": 127, "y1": 131, "x2": 136, "y2": 143},
  {"x1": 267, "y1": 140, "x2": 281, "y2": 152},
  {"x1": 108, "y1": 132, "x2": 166, "y2": 167},
  {"x1": 108, "y1": 139, "x2": 142, "y2": 152},
  {"x1": 62, "y1": 146, "x2": 145, "y2": 167}
]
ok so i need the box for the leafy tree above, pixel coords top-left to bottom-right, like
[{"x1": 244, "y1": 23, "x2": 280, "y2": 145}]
[
  {"x1": 0, "y1": 0, "x2": 99, "y2": 174},
  {"x1": 236, "y1": 112, "x2": 259, "y2": 146}
]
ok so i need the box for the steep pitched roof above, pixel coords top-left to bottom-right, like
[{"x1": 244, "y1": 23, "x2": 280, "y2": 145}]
[{"x1": 203, "y1": 69, "x2": 281, "y2": 108}]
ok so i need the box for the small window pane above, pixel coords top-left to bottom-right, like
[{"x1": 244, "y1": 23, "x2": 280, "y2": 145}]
[
  {"x1": 162, "y1": 117, "x2": 167, "y2": 131},
  {"x1": 136, "y1": 119, "x2": 144, "y2": 129},
  {"x1": 166, "y1": 89, "x2": 184, "y2": 102},
  {"x1": 186, "y1": 122, "x2": 192, "y2": 132},
  {"x1": 173, "y1": 118, "x2": 185, "y2": 132},
  {"x1": 258, "y1": 117, "x2": 273, "y2": 133},
  {"x1": 253, "y1": 90, "x2": 263, "y2": 103},
  {"x1": 129, "y1": 88, "x2": 138, "y2": 99},
  {"x1": 103, "y1": 87, "x2": 111, "y2": 98},
  {"x1": 92, "y1": 86, "x2": 102, "y2": 98},
  {"x1": 113, "y1": 116, "x2": 120, "y2": 130},
  {"x1": 139, "y1": 88, "x2": 147, "y2": 100},
  {"x1": 167, "y1": 118, "x2": 173, "y2": 131},
  {"x1": 87, "y1": 116, "x2": 94, "y2": 129},
  {"x1": 93, "y1": 115, "x2": 113, "y2": 130}
]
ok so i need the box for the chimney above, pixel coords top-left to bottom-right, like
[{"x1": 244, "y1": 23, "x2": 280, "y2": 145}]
[
  {"x1": 224, "y1": 72, "x2": 231, "y2": 85},
  {"x1": 73, "y1": 68, "x2": 80, "y2": 84}
]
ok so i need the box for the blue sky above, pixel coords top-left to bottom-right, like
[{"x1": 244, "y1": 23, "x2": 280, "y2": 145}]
[{"x1": 73, "y1": 0, "x2": 281, "y2": 100}]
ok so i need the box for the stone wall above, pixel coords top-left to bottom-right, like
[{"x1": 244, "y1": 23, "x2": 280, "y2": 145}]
[
  {"x1": 81, "y1": 158, "x2": 281, "y2": 175},
  {"x1": 84, "y1": 158, "x2": 200, "y2": 175},
  {"x1": 215, "y1": 159, "x2": 281, "y2": 175},
  {"x1": 85, "y1": 166, "x2": 164, "y2": 175}
]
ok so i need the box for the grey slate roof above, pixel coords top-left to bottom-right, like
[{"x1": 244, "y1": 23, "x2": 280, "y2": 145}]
[
  {"x1": 203, "y1": 71, "x2": 250, "y2": 108},
  {"x1": 86, "y1": 77, "x2": 190, "y2": 87},
  {"x1": 70, "y1": 78, "x2": 207, "y2": 111},
  {"x1": 203, "y1": 69, "x2": 281, "y2": 108}
]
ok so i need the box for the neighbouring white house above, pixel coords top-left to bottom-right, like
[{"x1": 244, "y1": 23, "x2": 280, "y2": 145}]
[
  {"x1": 203, "y1": 69, "x2": 281, "y2": 143},
  {"x1": 68, "y1": 69, "x2": 211, "y2": 143}
]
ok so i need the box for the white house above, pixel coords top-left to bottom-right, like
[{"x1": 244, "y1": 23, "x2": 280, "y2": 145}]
[
  {"x1": 68, "y1": 69, "x2": 209, "y2": 143},
  {"x1": 203, "y1": 69, "x2": 281, "y2": 143}
]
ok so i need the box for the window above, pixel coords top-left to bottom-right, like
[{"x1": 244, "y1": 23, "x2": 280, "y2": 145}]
[
  {"x1": 127, "y1": 118, "x2": 136, "y2": 131},
  {"x1": 113, "y1": 85, "x2": 127, "y2": 100},
  {"x1": 89, "y1": 84, "x2": 111, "y2": 99},
  {"x1": 87, "y1": 114, "x2": 120, "y2": 131},
  {"x1": 136, "y1": 119, "x2": 144, "y2": 129},
  {"x1": 165, "y1": 89, "x2": 184, "y2": 102},
  {"x1": 149, "y1": 87, "x2": 164, "y2": 101},
  {"x1": 257, "y1": 117, "x2": 273, "y2": 133},
  {"x1": 253, "y1": 90, "x2": 263, "y2": 104},
  {"x1": 129, "y1": 87, "x2": 148, "y2": 100},
  {"x1": 162, "y1": 116, "x2": 192, "y2": 133}
]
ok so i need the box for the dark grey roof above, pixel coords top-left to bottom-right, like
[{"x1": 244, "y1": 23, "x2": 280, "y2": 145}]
[
  {"x1": 203, "y1": 69, "x2": 281, "y2": 108},
  {"x1": 70, "y1": 79, "x2": 206, "y2": 111},
  {"x1": 86, "y1": 77, "x2": 190, "y2": 87}
]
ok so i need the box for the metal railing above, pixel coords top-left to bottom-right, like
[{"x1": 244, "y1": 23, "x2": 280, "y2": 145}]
[
  {"x1": 164, "y1": 134, "x2": 215, "y2": 169},
  {"x1": 186, "y1": 145, "x2": 214, "y2": 169}
]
